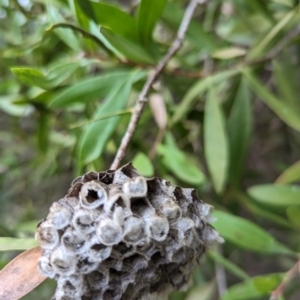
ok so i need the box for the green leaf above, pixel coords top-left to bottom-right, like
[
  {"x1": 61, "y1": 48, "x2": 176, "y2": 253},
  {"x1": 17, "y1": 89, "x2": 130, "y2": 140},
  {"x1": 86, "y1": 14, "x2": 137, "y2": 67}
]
[
  {"x1": 47, "y1": 5, "x2": 81, "y2": 51},
  {"x1": 79, "y1": 71, "x2": 146, "y2": 164},
  {"x1": 49, "y1": 71, "x2": 132, "y2": 108},
  {"x1": 248, "y1": 7, "x2": 298, "y2": 59},
  {"x1": 213, "y1": 210, "x2": 293, "y2": 255},
  {"x1": 172, "y1": 69, "x2": 239, "y2": 125},
  {"x1": 276, "y1": 160, "x2": 300, "y2": 184},
  {"x1": 11, "y1": 62, "x2": 80, "y2": 90},
  {"x1": 221, "y1": 273, "x2": 284, "y2": 300},
  {"x1": 204, "y1": 87, "x2": 229, "y2": 194},
  {"x1": 132, "y1": 152, "x2": 154, "y2": 177},
  {"x1": 273, "y1": 59, "x2": 300, "y2": 112},
  {"x1": 101, "y1": 28, "x2": 155, "y2": 64},
  {"x1": 248, "y1": 184, "x2": 300, "y2": 206},
  {"x1": 77, "y1": 0, "x2": 138, "y2": 41},
  {"x1": 235, "y1": 190, "x2": 295, "y2": 230},
  {"x1": 286, "y1": 205, "x2": 300, "y2": 227},
  {"x1": 0, "y1": 238, "x2": 37, "y2": 251},
  {"x1": 157, "y1": 135, "x2": 205, "y2": 186},
  {"x1": 243, "y1": 69, "x2": 300, "y2": 132},
  {"x1": 228, "y1": 80, "x2": 252, "y2": 186},
  {"x1": 208, "y1": 251, "x2": 250, "y2": 280},
  {"x1": 212, "y1": 47, "x2": 246, "y2": 60},
  {"x1": 11, "y1": 68, "x2": 49, "y2": 89},
  {"x1": 137, "y1": 0, "x2": 167, "y2": 46}
]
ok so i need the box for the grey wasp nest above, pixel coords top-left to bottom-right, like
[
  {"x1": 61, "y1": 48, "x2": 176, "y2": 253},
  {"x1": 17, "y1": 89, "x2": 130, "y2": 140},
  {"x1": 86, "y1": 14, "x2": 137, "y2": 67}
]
[{"x1": 36, "y1": 163, "x2": 222, "y2": 300}]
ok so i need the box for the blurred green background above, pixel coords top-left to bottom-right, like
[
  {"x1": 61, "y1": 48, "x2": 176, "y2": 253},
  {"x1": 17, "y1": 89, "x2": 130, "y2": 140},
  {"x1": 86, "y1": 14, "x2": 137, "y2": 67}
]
[{"x1": 1, "y1": 0, "x2": 300, "y2": 299}]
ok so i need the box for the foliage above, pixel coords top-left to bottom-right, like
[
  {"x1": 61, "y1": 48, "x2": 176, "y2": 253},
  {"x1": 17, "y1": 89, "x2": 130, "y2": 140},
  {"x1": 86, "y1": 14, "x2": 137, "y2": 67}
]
[{"x1": 1, "y1": 0, "x2": 300, "y2": 299}]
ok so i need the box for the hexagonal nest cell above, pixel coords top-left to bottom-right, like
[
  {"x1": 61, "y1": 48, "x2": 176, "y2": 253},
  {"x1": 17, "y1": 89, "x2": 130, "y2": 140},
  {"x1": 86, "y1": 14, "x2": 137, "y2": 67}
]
[{"x1": 36, "y1": 163, "x2": 223, "y2": 300}]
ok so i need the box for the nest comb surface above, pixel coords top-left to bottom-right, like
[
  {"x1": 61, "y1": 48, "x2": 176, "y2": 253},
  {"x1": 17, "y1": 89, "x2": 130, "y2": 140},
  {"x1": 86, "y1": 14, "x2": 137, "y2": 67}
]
[{"x1": 36, "y1": 163, "x2": 222, "y2": 300}]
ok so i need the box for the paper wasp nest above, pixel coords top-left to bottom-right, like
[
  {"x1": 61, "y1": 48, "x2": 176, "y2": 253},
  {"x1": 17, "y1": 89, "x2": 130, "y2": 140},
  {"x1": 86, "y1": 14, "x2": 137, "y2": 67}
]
[{"x1": 36, "y1": 163, "x2": 222, "y2": 300}]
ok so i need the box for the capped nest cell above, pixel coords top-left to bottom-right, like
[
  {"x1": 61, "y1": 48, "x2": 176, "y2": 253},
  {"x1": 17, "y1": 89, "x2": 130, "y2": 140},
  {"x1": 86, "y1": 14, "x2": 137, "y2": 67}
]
[{"x1": 36, "y1": 163, "x2": 223, "y2": 300}]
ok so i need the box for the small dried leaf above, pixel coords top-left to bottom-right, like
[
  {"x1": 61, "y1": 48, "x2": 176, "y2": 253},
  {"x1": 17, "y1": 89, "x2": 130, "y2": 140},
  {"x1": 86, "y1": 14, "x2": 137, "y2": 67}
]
[
  {"x1": 149, "y1": 93, "x2": 167, "y2": 129},
  {"x1": 0, "y1": 246, "x2": 46, "y2": 300}
]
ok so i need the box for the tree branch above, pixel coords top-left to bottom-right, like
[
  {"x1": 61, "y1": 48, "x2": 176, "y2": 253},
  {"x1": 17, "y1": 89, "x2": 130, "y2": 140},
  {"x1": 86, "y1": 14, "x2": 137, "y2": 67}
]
[
  {"x1": 270, "y1": 260, "x2": 300, "y2": 300},
  {"x1": 110, "y1": 0, "x2": 201, "y2": 170}
]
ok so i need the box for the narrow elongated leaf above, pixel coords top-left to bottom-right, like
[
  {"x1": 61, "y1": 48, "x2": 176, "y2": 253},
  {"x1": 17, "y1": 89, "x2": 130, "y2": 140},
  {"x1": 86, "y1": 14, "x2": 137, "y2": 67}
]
[
  {"x1": 248, "y1": 7, "x2": 298, "y2": 59},
  {"x1": 212, "y1": 47, "x2": 246, "y2": 60},
  {"x1": 11, "y1": 68, "x2": 49, "y2": 89},
  {"x1": 273, "y1": 59, "x2": 300, "y2": 112},
  {"x1": 221, "y1": 273, "x2": 284, "y2": 300},
  {"x1": 49, "y1": 71, "x2": 132, "y2": 108},
  {"x1": 276, "y1": 160, "x2": 300, "y2": 184},
  {"x1": 47, "y1": 5, "x2": 81, "y2": 51},
  {"x1": 248, "y1": 184, "x2": 300, "y2": 206},
  {"x1": 101, "y1": 28, "x2": 155, "y2": 64},
  {"x1": 157, "y1": 143, "x2": 205, "y2": 186},
  {"x1": 172, "y1": 69, "x2": 238, "y2": 124},
  {"x1": 243, "y1": 69, "x2": 300, "y2": 131},
  {"x1": 0, "y1": 247, "x2": 46, "y2": 300},
  {"x1": 77, "y1": 0, "x2": 138, "y2": 41},
  {"x1": 204, "y1": 88, "x2": 229, "y2": 194},
  {"x1": 208, "y1": 251, "x2": 250, "y2": 280},
  {"x1": 79, "y1": 71, "x2": 146, "y2": 164},
  {"x1": 137, "y1": 0, "x2": 167, "y2": 46},
  {"x1": 0, "y1": 238, "x2": 37, "y2": 251},
  {"x1": 228, "y1": 80, "x2": 252, "y2": 186},
  {"x1": 11, "y1": 62, "x2": 80, "y2": 90},
  {"x1": 286, "y1": 205, "x2": 300, "y2": 227},
  {"x1": 213, "y1": 210, "x2": 293, "y2": 255},
  {"x1": 132, "y1": 152, "x2": 154, "y2": 177}
]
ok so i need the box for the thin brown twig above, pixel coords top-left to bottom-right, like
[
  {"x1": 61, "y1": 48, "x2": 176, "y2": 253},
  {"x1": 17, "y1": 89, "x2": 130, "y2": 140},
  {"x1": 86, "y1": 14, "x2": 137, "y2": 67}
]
[
  {"x1": 110, "y1": 0, "x2": 201, "y2": 170},
  {"x1": 270, "y1": 260, "x2": 300, "y2": 300}
]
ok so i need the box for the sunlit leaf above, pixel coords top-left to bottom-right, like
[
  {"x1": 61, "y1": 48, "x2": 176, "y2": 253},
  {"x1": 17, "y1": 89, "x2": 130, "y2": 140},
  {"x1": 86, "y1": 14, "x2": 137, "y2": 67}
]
[
  {"x1": 212, "y1": 47, "x2": 246, "y2": 60},
  {"x1": 243, "y1": 69, "x2": 300, "y2": 131},
  {"x1": 276, "y1": 160, "x2": 300, "y2": 184},
  {"x1": 228, "y1": 80, "x2": 252, "y2": 186},
  {"x1": 248, "y1": 184, "x2": 300, "y2": 206},
  {"x1": 137, "y1": 0, "x2": 167, "y2": 46},
  {"x1": 11, "y1": 62, "x2": 80, "y2": 90},
  {"x1": 0, "y1": 247, "x2": 46, "y2": 300},
  {"x1": 221, "y1": 273, "x2": 284, "y2": 300},
  {"x1": 77, "y1": 0, "x2": 138, "y2": 41},
  {"x1": 213, "y1": 210, "x2": 294, "y2": 255},
  {"x1": 172, "y1": 69, "x2": 238, "y2": 124},
  {"x1": 157, "y1": 135, "x2": 205, "y2": 186},
  {"x1": 204, "y1": 87, "x2": 229, "y2": 194},
  {"x1": 0, "y1": 238, "x2": 37, "y2": 251},
  {"x1": 11, "y1": 68, "x2": 49, "y2": 89},
  {"x1": 132, "y1": 152, "x2": 154, "y2": 177}
]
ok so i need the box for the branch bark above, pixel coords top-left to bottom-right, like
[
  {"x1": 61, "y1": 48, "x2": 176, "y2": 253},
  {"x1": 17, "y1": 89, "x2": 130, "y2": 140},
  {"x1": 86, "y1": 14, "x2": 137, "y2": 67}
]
[
  {"x1": 110, "y1": 0, "x2": 200, "y2": 170},
  {"x1": 270, "y1": 260, "x2": 300, "y2": 300}
]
